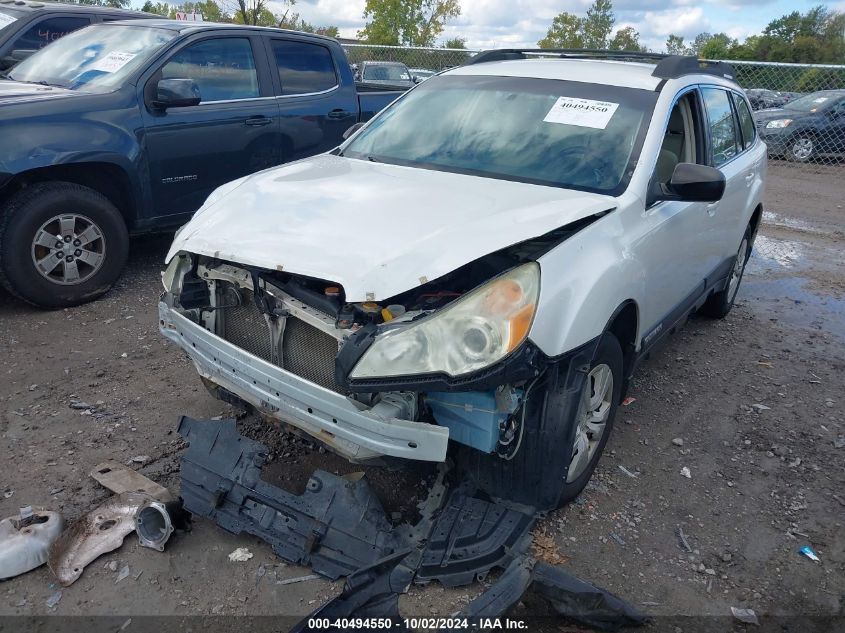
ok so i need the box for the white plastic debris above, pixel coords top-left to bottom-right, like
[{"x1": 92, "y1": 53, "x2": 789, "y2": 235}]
[
  {"x1": 731, "y1": 607, "x2": 759, "y2": 625},
  {"x1": 0, "y1": 507, "x2": 64, "y2": 580},
  {"x1": 115, "y1": 564, "x2": 130, "y2": 583},
  {"x1": 228, "y1": 547, "x2": 253, "y2": 562},
  {"x1": 46, "y1": 590, "x2": 62, "y2": 609},
  {"x1": 751, "y1": 403, "x2": 770, "y2": 412},
  {"x1": 680, "y1": 466, "x2": 691, "y2": 479}
]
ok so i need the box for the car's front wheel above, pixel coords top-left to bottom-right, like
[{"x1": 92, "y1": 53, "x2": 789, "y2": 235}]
[
  {"x1": 458, "y1": 332, "x2": 623, "y2": 509},
  {"x1": 787, "y1": 135, "x2": 816, "y2": 162},
  {"x1": 0, "y1": 182, "x2": 129, "y2": 308}
]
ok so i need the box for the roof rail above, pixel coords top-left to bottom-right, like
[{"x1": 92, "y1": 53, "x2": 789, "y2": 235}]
[
  {"x1": 464, "y1": 49, "x2": 737, "y2": 81},
  {"x1": 651, "y1": 56, "x2": 736, "y2": 80}
]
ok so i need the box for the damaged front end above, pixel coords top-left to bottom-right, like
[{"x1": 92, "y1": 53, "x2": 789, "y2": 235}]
[{"x1": 159, "y1": 221, "x2": 595, "y2": 464}]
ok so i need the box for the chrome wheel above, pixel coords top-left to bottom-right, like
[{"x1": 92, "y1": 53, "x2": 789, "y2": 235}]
[
  {"x1": 30, "y1": 214, "x2": 106, "y2": 285},
  {"x1": 791, "y1": 137, "x2": 813, "y2": 161},
  {"x1": 727, "y1": 237, "x2": 749, "y2": 302},
  {"x1": 567, "y1": 363, "x2": 613, "y2": 483}
]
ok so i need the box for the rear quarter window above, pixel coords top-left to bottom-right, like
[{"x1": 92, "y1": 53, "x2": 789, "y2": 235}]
[{"x1": 732, "y1": 93, "x2": 756, "y2": 150}]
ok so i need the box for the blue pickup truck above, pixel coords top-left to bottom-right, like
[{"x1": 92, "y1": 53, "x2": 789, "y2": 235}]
[{"x1": 0, "y1": 20, "x2": 407, "y2": 308}]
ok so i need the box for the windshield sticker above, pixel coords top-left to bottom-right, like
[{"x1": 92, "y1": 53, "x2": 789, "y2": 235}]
[
  {"x1": 813, "y1": 97, "x2": 828, "y2": 103},
  {"x1": 543, "y1": 97, "x2": 619, "y2": 129},
  {"x1": 0, "y1": 13, "x2": 17, "y2": 27},
  {"x1": 88, "y1": 51, "x2": 137, "y2": 74}
]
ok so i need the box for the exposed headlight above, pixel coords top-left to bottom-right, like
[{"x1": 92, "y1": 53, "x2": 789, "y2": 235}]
[
  {"x1": 765, "y1": 119, "x2": 792, "y2": 129},
  {"x1": 161, "y1": 252, "x2": 192, "y2": 294},
  {"x1": 350, "y1": 263, "x2": 540, "y2": 379}
]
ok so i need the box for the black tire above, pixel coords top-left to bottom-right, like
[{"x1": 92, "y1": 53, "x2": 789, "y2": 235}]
[
  {"x1": 0, "y1": 182, "x2": 129, "y2": 309},
  {"x1": 786, "y1": 134, "x2": 816, "y2": 163},
  {"x1": 701, "y1": 226, "x2": 752, "y2": 319},
  {"x1": 457, "y1": 332, "x2": 623, "y2": 510}
]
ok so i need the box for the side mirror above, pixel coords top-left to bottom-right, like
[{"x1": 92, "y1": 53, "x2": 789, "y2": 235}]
[
  {"x1": 153, "y1": 78, "x2": 201, "y2": 109},
  {"x1": 657, "y1": 163, "x2": 725, "y2": 203},
  {"x1": 343, "y1": 121, "x2": 365, "y2": 140},
  {"x1": 413, "y1": 76, "x2": 421, "y2": 84}
]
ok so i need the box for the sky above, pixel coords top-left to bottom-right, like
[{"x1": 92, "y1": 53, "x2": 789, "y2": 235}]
[{"x1": 281, "y1": 0, "x2": 837, "y2": 52}]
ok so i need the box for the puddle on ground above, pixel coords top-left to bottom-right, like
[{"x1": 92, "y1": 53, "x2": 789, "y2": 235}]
[
  {"x1": 749, "y1": 234, "x2": 805, "y2": 272},
  {"x1": 762, "y1": 211, "x2": 826, "y2": 236},
  {"x1": 742, "y1": 235, "x2": 845, "y2": 342}
]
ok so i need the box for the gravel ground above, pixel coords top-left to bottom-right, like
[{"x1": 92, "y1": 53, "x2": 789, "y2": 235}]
[{"x1": 0, "y1": 161, "x2": 843, "y2": 630}]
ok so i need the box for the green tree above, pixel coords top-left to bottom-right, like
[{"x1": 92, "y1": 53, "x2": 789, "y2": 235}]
[
  {"x1": 537, "y1": 12, "x2": 583, "y2": 49},
  {"x1": 665, "y1": 34, "x2": 688, "y2": 55},
  {"x1": 582, "y1": 0, "x2": 614, "y2": 49},
  {"x1": 698, "y1": 32, "x2": 735, "y2": 59},
  {"x1": 443, "y1": 36, "x2": 466, "y2": 49},
  {"x1": 608, "y1": 26, "x2": 644, "y2": 52},
  {"x1": 141, "y1": 1, "x2": 170, "y2": 15},
  {"x1": 358, "y1": 0, "x2": 461, "y2": 47}
]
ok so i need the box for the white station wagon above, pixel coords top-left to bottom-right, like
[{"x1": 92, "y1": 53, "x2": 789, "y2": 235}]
[{"x1": 160, "y1": 50, "x2": 766, "y2": 510}]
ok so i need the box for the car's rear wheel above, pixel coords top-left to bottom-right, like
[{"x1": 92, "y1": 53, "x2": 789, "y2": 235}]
[
  {"x1": 457, "y1": 332, "x2": 623, "y2": 509},
  {"x1": 0, "y1": 182, "x2": 129, "y2": 308},
  {"x1": 787, "y1": 135, "x2": 816, "y2": 162},
  {"x1": 701, "y1": 227, "x2": 752, "y2": 319}
]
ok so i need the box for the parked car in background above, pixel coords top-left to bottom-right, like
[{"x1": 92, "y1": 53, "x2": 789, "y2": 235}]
[
  {"x1": 0, "y1": 1, "x2": 151, "y2": 71},
  {"x1": 746, "y1": 88, "x2": 787, "y2": 111},
  {"x1": 160, "y1": 52, "x2": 765, "y2": 510},
  {"x1": 409, "y1": 67, "x2": 435, "y2": 82},
  {"x1": 0, "y1": 20, "x2": 409, "y2": 308},
  {"x1": 755, "y1": 89, "x2": 845, "y2": 162},
  {"x1": 357, "y1": 61, "x2": 416, "y2": 87}
]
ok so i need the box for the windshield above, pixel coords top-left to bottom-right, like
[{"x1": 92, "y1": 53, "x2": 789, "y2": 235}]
[
  {"x1": 784, "y1": 91, "x2": 842, "y2": 112},
  {"x1": 7, "y1": 24, "x2": 177, "y2": 92},
  {"x1": 363, "y1": 64, "x2": 410, "y2": 82},
  {"x1": 0, "y1": 7, "x2": 22, "y2": 30},
  {"x1": 343, "y1": 75, "x2": 657, "y2": 194}
]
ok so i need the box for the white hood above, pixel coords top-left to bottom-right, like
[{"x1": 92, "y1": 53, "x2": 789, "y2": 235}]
[{"x1": 168, "y1": 154, "x2": 616, "y2": 301}]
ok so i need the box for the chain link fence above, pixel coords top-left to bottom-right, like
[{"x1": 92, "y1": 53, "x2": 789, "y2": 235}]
[{"x1": 343, "y1": 44, "x2": 845, "y2": 168}]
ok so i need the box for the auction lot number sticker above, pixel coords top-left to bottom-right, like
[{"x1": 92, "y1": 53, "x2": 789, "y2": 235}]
[{"x1": 543, "y1": 96, "x2": 619, "y2": 129}]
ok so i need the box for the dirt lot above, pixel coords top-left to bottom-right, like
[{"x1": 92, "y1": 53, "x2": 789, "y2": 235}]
[{"x1": 1, "y1": 161, "x2": 843, "y2": 630}]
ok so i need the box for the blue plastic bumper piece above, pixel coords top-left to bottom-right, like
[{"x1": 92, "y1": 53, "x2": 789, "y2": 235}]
[{"x1": 426, "y1": 389, "x2": 521, "y2": 453}]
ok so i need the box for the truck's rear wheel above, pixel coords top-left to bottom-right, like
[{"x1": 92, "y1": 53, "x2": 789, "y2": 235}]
[{"x1": 0, "y1": 182, "x2": 129, "y2": 308}]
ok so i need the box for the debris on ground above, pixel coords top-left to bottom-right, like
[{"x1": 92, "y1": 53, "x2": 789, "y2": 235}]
[
  {"x1": 181, "y1": 417, "x2": 644, "y2": 629},
  {"x1": 680, "y1": 466, "x2": 691, "y2": 479},
  {"x1": 276, "y1": 573, "x2": 320, "y2": 586},
  {"x1": 731, "y1": 606, "x2": 760, "y2": 625},
  {"x1": 621, "y1": 397, "x2": 636, "y2": 406},
  {"x1": 532, "y1": 528, "x2": 568, "y2": 566},
  {"x1": 671, "y1": 438, "x2": 684, "y2": 447},
  {"x1": 115, "y1": 564, "x2": 130, "y2": 583},
  {"x1": 0, "y1": 506, "x2": 64, "y2": 580},
  {"x1": 799, "y1": 545, "x2": 820, "y2": 562},
  {"x1": 228, "y1": 548, "x2": 253, "y2": 562},
  {"x1": 618, "y1": 465, "x2": 638, "y2": 478},
  {"x1": 136, "y1": 499, "x2": 188, "y2": 552},
  {"x1": 48, "y1": 492, "x2": 151, "y2": 586},
  {"x1": 676, "y1": 526, "x2": 693, "y2": 553},
  {"x1": 89, "y1": 461, "x2": 172, "y2": 501},
  {"x1": 45, "y1": 589, "x2": 62, "y2": 609}
]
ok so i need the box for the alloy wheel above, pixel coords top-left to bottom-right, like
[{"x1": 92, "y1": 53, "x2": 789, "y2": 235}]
[{"x1": 30, "y1": 214, "x2": 107, "y2": 285}]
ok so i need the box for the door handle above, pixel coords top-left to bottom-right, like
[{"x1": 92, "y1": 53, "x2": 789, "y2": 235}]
[
  {"x1": 744, "y1": 171, "x2": 755, "y2": 183},
  {"x1": 245, "y1": 116, "x2": 271, "y2": 127},
  {"x1": 327, "y1": 109, "x2": 353, "y2": 120}
]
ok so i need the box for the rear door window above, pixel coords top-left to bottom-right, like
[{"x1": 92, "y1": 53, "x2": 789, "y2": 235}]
[
  {"x1": 732, "y1": 93, "x2": 756, "y2": 150},
  {"x1": 271, "y1": 40, "x2": 337, "y2": 96},
  {"x1": 702, "y1": 87, "x2": 740, "y2": 167},
  {"x1": 8, "y1": 15, "x2": 91, "y2": 51}
]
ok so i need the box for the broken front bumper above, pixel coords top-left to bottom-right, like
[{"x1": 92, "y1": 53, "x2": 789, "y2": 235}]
[{"x1": 159, "y1": 302, "x2": 449, "y2": 462}]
